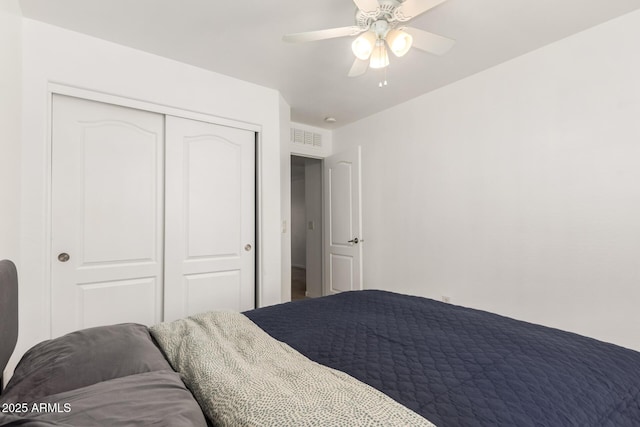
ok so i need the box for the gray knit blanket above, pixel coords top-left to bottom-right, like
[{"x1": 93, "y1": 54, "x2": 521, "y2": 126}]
[{"x1": 150, "y1": 311, "x2": 436, "y2": 427}]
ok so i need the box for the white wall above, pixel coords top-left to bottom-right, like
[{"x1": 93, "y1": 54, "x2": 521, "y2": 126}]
[
  {"x1": 279, "y1": 95, "x2": 292, "y2": 302},
  {"x1": 0, "y1": 1, "x2": 21, "y2": 264},
  {"x1": 333, "y1": 9, "x2": 640, "y2": 351},
  {"x1": 18, "y1": 19, "x2": 284, "y2": 366},
  {"x1": 0, "y1": 0, "x2": 22, "y2": 385}
]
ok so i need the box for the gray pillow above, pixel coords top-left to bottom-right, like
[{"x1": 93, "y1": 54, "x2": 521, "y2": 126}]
[
  {"x1": 0, "y1": 324, "x2": 172, "y2": 403},
  {"x1": 2, "y1": 371, "x2": 207, "y2": 427}
]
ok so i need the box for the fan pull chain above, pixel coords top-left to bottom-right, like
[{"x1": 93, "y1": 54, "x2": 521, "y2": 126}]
[{"x1": 378, "y1": 66, "x2": 388, "y2": 88}]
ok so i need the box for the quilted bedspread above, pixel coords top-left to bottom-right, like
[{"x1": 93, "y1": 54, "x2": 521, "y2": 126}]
[
  {"x1": 245, "y1": 290, "x2": 640, "y2": 427},
  {"x1": 150, "y1": 310, "x2": 436, "y2": 427}
]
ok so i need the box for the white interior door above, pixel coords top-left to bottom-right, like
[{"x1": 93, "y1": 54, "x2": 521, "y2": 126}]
[
  {"x1": 164, "y1": 116, "x2": 255, "y2": 321},
  {"x1": 51, "y1": 95, "x2": 165, "y2": 337},
  {"x1": 324, "y1": 146, "x2": 363, "y2": 294}
]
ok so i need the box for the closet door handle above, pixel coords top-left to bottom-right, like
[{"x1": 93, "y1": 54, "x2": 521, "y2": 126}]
[
  {"x1": 58, "y1": 253, "x2": 70, "y2": 262},
  {"x1": 244, "y1": 244, "x2": 252, "y2": 252}
]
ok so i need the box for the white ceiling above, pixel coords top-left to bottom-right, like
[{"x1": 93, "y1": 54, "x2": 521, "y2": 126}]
[{"x1": 18, "y1": 0, "x2": 640, "y2": 129}]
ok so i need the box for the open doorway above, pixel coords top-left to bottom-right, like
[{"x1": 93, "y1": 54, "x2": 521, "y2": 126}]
[{"x1": 291, "y1": 155, "x2": 323, "y2": 301}]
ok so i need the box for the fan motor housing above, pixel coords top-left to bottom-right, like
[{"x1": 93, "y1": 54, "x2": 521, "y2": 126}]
[{"x1": 355, "y1": 0, "x2": 403, "y2": 29}]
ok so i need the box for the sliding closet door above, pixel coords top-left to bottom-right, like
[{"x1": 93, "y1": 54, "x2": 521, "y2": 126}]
[
  {"x1": 51, "y1": 95, "x2": 165, "y2": 337},
  {"x1": 164, "y1": 116, "x2": 255, "y2": 321}
]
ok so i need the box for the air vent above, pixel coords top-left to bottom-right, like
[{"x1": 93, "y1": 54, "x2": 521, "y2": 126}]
[
  {"x1": 292, "y1": 128, "x2": 305, "y2": 144},
  {"x1": 291, "y1": 127, "x2": 322, "y2": 148}
]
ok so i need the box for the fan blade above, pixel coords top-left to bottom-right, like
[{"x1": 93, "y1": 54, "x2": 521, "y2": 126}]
[
  {"x1": 404, "y1": 27, "x2": 455, "y2": 55},
  {"x1": 353, "y1": 0, "x2": 379, "y2": 14},
  {"x1": 348, "y1": 58, "x2": 369, "y2": 77},
  {"x1": 283, "y1": 26, "x2": 363, "y2": 43},
  {"x1": 396, "y1": 0, "x2": 448, "y2": 20}
]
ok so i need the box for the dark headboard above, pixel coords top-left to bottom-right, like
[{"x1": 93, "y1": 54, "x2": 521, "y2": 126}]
[{"x1": 0, "y1": 260, "x2": 18, "y2": 392}]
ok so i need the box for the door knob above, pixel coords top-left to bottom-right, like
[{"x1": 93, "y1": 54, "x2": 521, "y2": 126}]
[
  {"x1": 244, "y1": 244, "x2": 252, "y2": 252},
  {"x1": 58, "y1": 253, "x2": 70, "y2": 262},
  {"x1": 348, "y1": 238, "x2": 361, "y2": 244}
]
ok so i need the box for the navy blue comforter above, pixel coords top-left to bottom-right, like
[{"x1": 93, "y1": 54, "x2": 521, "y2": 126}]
[{"x1": 245, "y1": 290, "x2": 640, "y2": 427}]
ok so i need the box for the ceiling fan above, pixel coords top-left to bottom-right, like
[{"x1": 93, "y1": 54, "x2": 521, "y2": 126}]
[{"x1": 283, "y1": 0, "x2": 455, "y2": 78}]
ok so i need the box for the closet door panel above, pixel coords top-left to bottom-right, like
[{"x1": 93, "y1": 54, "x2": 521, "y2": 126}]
[
  {"x1": 77, "y1": 278, "x2": 158, "y2": 328},
  {"x1": 51, "y1": 95, "x2": 165, "y2": 337},
  {"x1": 165, "y1": 116, "x2": 255, "y2": 321},
  {"x1": 184, "y1": 271, "x2": 241, "y2": 315},
  {"x1": 81, "y1": 129, "x2": 158, "y2": 264},
  {"x1": 185, "y1": 138, "x2": 242, "y2": 258}
]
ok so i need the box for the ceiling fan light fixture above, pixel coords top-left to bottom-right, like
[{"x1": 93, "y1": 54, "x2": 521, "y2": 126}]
[
  {"x1": 282, "y1": 0, "x2": 455, "y2": 80},
  {"x1": 386, "y1": 29, "x2": 413, "y2": 57},
  {"x1": 369, "y1": 40, "x2": 389, "y2": 69},
  {"x1": 351, "y1": 31, "x2": 377, "y2": 60}
]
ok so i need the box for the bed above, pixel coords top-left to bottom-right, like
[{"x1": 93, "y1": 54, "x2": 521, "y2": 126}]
[{"x1": 1, "y1": 258, "x2": 639, "y2": 426}]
